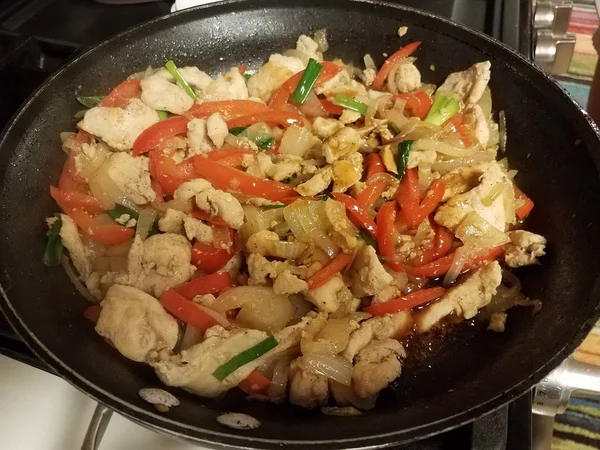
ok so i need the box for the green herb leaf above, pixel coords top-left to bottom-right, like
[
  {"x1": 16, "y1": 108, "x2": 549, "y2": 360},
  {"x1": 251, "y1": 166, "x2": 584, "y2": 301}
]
[
  {"x1": 388, "y1": 121, "x2": 400, "y2": 135},
  {"x1": 424, "y1": 93, "x2": 460, "y2": 126},
  {"x1": 76, "y1": 96, "x2": 104, "y2": 109},
  {"x1": 292, "y1": 58, "x2": 324, "y2": 105},
  {"x1": 396, "y1": 140, "x2": 413, "y2": 180},
  {"x1": 281, "y1": 178, "x2": 292, "y2": 184},
  {"x1": 229, "y1": 127, "x2": 247, "y2": 136},
  {"x1": 257, "y1": 137, "x2": 276, "y2": 150},
  {"x1": 332, "y1": 94, "x2": 368, "y2": 116},
  {"x1": 243, "y1": 73, "x2": 252, "y2": 81},
  {"x1": 106, "y1": 204, "x2": 140, "y2": 223},
  {"x1": 165, "y1": 60, "x2": 197, "y2": 101},
  {"x1": 360, "y1": 229, "x2": 378, "y2": 250},
  {"x1": 212, "y1": 336, "x2": 278, "y2": 381},
  {"x1": 44, "y1": 218, "x2": 63, "y2": 267},
  {"x1": 156, "y1": 110, "x2": 169, "y2": 121}
]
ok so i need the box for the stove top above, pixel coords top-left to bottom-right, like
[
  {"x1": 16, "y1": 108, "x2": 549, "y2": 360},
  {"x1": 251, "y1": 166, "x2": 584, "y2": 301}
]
[{"x1": 0, "y1": 0, "x2": 533, "y2": 448}]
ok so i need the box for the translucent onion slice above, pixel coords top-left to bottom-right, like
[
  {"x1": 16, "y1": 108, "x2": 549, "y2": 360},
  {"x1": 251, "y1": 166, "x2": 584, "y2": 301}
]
[
  {"x1": 411, "y1": 139, "x2": 480, "y2": 157},
  {"x1": 61, "y1": 255, "x2": 96, "y2": 302},
  {"x1": 136, "y1": 208, "x2": 157, "y2": 241},
  {"x1": 298, "y1": 353, "x2": 353, "y2": 386}
]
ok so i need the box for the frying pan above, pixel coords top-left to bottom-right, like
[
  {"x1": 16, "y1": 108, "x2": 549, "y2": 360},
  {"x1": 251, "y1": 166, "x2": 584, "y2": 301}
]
[{"x1": 1, "y1": 0, "x2": 600, "y2": 448}]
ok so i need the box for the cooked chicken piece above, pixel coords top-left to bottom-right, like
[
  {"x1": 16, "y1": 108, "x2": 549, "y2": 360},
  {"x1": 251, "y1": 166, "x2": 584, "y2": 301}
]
[
  {"x1": 440, "y1": 163, "x2": 489, "y2": 202},
  {"x1": 488, "y1": 312, "x2": 507, "y2": 332},
  {"x1": 195, "y1": 188, "x2": 244, "y2": 230},
  {"x1": 245, "y1": 230, "x2": 280, "y2": 256},
  {"x1": 296, "y1": 165, "x2": 333, "y2": 196},
  {"x1": 388, "y1": 63, "x2": 421, "y2": 93},
  {"x1": 434, "y1": 161, "x2": 513, "y2": 232},
  {"x1": 279, "y1": 125, "x2": 314, "y2": 157},
  {"x1": 414, "y1": 261, "x2": 502, "y2": 333},
  {"x1": 59, "y1": 214, "x2": 91, "y2": 278},
  {"x1": 342, "y1": 311, "x2": 413, "y2": 360},
  {"x1": 268, "y1": 155, "x2": 303, "y2": 181},
  {"x1": 352, "y1": 338, "x2": 405, "y2": 398},
  {"x1": 296, "y1": 35, "x2": 322, "y2": 61},
  {"x1": 350, "y1": 245, "x2": 393, "y2": 297},
  {"x1": 339, "y1": 110, "x2": 362, "y2": 125},
  {"x1": 186, "y1": 118, "x2": 213, "y2": 154},
  {"x1": 199, "y1": 67, "x2": 249, "y2": 101},
  {"x1": 407, "y1": 149, "x2": 437, "y2": 169},
  {"x1": 332, "y1": 152, "x2": 363, "y2": 193},
  {"x1": 273, "y1": 270, "x2": 308, "y2": 295},
  {"x1": 373, "y1": 270, "x2": 409, "y2": 304},
  {"x1": 103, "y1": 152, "x2": 156, "y2": 205},
  {"x1": 206, "y1": 113, "x2": 228, "y2": 149},
  {"x1": 183, "y1": 216, "x2": 214, "y2": 244},
  {"x1": 463, "y1": 105, "x2": 489, "y2": 147},
  {"x1": 504, "y1": 230, "x2": 547, "y2": 268},
  {"x1": 322, "y1": 127, "x2": 362, "y2": 163},
  {"x1": 269, "y1": 53, "x2": 305, "y2": 73},
  {"x1": 173, "y1": 178, "x2": 212, "y2": 202},
  {"x1": 305, "y1": 274, "x2": 353, "y2": 313},
  {"x1": 157, "y1": 208, "x2": 187, "y2": 234},
  {"x1": 361, "y1": 68, "x2": 377, "y2": 86},
  {"x1": 289, "y1": 362, "x2": 329, "y2": 409},
  {"x1": 96, "y1": 284, "x2": 179, "y2": 362},
  {"x1": 312, "y1": 117, "x2": 343, "y2": 140},
  {"x1": 247, "y1": 253, "x2": 287, "y2": 285},
  {"x1": 437, "y1": 61, "x2": 491, "y2": 106},
  {"x1": 244, "y1": 152, "x2": 273, "y2": 178},
  {"x1": 247, "y1": 61, "x2": 295, "y2": 103},
  {"x1": 315, "y1": 71, "x2": 368, "y2": 99},
  {"x1": 140, "y1": 74, "x2": 194, "y2": 115},
  {"x1": 155, "y1": 66, "x2": 213, "y2": 91},
  {"x1": 381, "y1": 145, "x2": 397, "y2": 174},
  {"x1": 301, "y1": 158, "x2": 325, "y2": 175},
  {"x1": 79, "y1": 98, "x2": 159, "y2": 151}
]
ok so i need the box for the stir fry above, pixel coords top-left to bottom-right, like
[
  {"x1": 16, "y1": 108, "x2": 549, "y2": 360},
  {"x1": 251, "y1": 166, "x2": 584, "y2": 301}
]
[{"x1": 45, "y1": 29, "x2": 546, "y2": 413}]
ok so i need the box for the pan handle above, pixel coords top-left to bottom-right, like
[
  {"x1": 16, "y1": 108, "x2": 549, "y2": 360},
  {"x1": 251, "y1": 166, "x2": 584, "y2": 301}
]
[{"x1": 81, "y1": 404, "x2": 113, "y2": 450}]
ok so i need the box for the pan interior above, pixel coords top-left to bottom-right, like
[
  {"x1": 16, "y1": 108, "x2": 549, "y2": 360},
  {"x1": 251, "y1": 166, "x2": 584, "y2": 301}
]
[{"x1": 1, "y1": 0, "x2": 600, "y2": 447}]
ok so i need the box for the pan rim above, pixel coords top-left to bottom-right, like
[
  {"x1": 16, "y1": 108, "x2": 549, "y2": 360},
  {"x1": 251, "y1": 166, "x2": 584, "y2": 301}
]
[{"x1": 1, "y1": 0, "x2": 600, "y2": 447}]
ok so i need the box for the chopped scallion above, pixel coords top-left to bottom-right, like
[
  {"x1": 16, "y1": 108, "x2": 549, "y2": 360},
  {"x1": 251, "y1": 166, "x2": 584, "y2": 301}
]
[
  {"x1": 396, "y1": 140, "x2": 413, "y2": 180},
  {"x1": 212, "y1": 336, "x2": 278, "y2": 381},
  {"x1": 292, "y1": 58, "x2": 323, "y2": 105},
  {"x1": 332, "y1": 94, "x2": 368, "y2": 116},
  {"x1": 257, "y1": 137, "x2": 276, "y2": 150},
  {"x1": 76, "y1": 96, "x2": 104, "y2": 109},
  {"x1": 107, "y1": 203, "x2": 140, "y2": 223},
  {"x1": 156, "y1": 110, "x2": 169, "y2": 121},
  {"x1": 229, "y1": 127, "x2": 247, "y2": 136},
  {"x1": 165, "y1": 60, "x2": 197, "y2": 101},
  {"x1": 424, "y1": 93, "x2": 460, "y2": 126},
  {"x1": 44, "y1": 218, "x2": 63, "y2": 267},
  {"x1": 147, "y1": 216, "x2": 161, "y2": 237},
  {"x1": 388, "y1": 121, "x2": 401, "y2": 135},
  {"x1": 243, "y1": 73, "x2": 252, "y2": 81},
  {"x1": 360, "y1": 229, "x2": 378, "y2": 250},
  {"x1": 281, "y1": 178, "x2": 292, "y2": 184}
]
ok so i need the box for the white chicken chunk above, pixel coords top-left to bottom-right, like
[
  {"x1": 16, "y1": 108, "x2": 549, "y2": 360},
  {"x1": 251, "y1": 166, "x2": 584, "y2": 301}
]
[
  {"x1": 155, "y1": 66, "x2": 213, "y2": 91},
  {"x1": 245, "y1": 230, "x2": 280, "y2": 256},
  {"x1": 245, "y1": 153, "x2": 273, "y2": 178},
  {"x1": 463, "y1": 105, "x2": 490, "y2": 147},
  {"x1": 349, "y1": 245, "x2": 393, "y2": 297},
  {"x1": 296, "y1": 165, "x2": 333, "y2": 196},
  {"x1": 389, "y1": 63, "x2": 421, "y2": 93},
  {"x1": 59, "y1": 214, "x2": 91, "y2": 278},
  {"x1": 434, "y1": 161, "x2": 513, "y2": 232},
  {"x1": 352, "y1": 339, "x2": 405, "y2": 399},
  {"x1": 315, "y1": 71, "x2": 368, "y2": 99},
  {"x1": 407, "y1": 149, "x2": 437, "y2": 169},
  {"x1": 339, "y1": 110, "x2": 362, "y2": 125},
  {"x1": 268, "y1": 155, "x2": 303, "y2": 181},
  {"x1": 195, "y1": 188, "x2": 244, "y2": 230},
  {"x1": 183, "y1": 216, "x2": 214, "y2": 244},
  {"x1": 305, "y1": 274, "x2": 352, "y2": 313},
  {"x1": 440, "y1": 163, "x2": 489, "y2": 202},
  {"x1": 247, "y1": 253, "x2": 286, "y2": 285},
  {"x1": 157, "y1": 208, "x2": 187, "y2": 234},
  {"x1": 438, "y1": 61, "x2": 491, "y2": 106},
  {"x1": 296, "y1": 35, "x2": 322, "y2": 61},
  {"x1": 269, "y1": 54, "x2": 305, "y2": 73},
  {"x1": 187, "y1": 118, "x2": 213, "y2": 154},
  {"x1": 173, "y1": 178, "x2": 212, "y2": 202},
  {"x1": 488, "y1": 312, "x2": 507, "y2": 332},
  {"x1": 79, "y1": 99, "x2": 159, "y2": 151},
  {"x1": 312, "y1": 117, "x2": 343, "y2": 140},
  {"x1": 289, "y1": 363, "x2": 329, "y2": 409},
  {"x1": 361, "y1": 68, "x2": 377, "y2": 87},
  {"x1": 206, "y1": 113, "x2": 228, "y2": 149},
  {"x1": 96, "y1": 284, "x2": 179, "y2": 362},
  {"x1": 342, "y1": 311, "x2": 413, "y2": 360},
  {"x1": 273, "y1": 270, "x2": 308, "y2": 295},
  {"x1": 414, "y1": 261, "x2": 502, "y2": 333},
  {"x1": 103, "y1": 152, "x2": 156, "y2": 205},
  {"x1": 199, "y1": 67, "x2": 249, "y2": 101},
  {"x1": 322, "y1": 127, "x2": 362, "y2": 164},
  {"x1": 332, "y1": 152, "x2": 363, "y2": 193},
  {"x1": 140, "y1": 74, "x2": 194, "y2": 115},
  {"x1": 504, "y1": 230, "x2": 547, "y2": 268},
  {"x1": 247, "y1": 61, "x2": 295, "y2": 103}
]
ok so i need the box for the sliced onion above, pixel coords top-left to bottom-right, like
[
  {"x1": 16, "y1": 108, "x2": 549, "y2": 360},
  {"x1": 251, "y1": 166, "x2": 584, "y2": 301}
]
[
  {"x1": 267, "y1": 355, "x2": 294, "y2": 403},
  {"x1": 443, "y1": 245, "x2": 475, "y2": 286},
  {"x1": 88, "y1": 161, "x2": 126, "y2": 210},
  {"x1": 298, "y1": 353, "x2": 353, "y2": 386},
  {"x1": 499, "y1": 110, "x2": 507, "y2": 153},
  {"x1": 270, "y1": 241, "x2": 308, "y2": 259},
  {"x1": 315, "y1": 318, "x2": 355, "y2": 353},
  {"x1": 329, "y1": 381, "x2": 376, "y2": 410},
  {"x1": 293, "y1": 201, "x2": 340, "y2": 256},
  {"x1": 430, "y1": 151, "x2": 496, "y2": 174},
  {"x1": 301, "y1": 91, "x2": 327, "y2": 118},
  {"x1": 503, "y1": 183, "x2": 516, "y2": 223},
  {"x1": 386, "y1": 100, "x2": 407, "y2": 126},
  {"x1": 279, "y1": 125, "x2": 313, "y2": 156},
  {"x1": 417, "y1": 164, "x2": 433, "y2": 195},
  {"x1": 136, "y1": 208, "x2": 157, "y2": 241},
  {"x1": 455, "y1": 212, "x2": 509, "y2": 248},
  {"x1": 314, "y1": 28, "x2": 329, "y2": 52},
  {"x1": 196, "y1": 304, "x2": 231, "y2": 328},
  {"x1": 179, "y1": 324, "x2": 204, "y2": 351},
  {"x1": 153, "y1": 198, "x2": 192, "y2": 214},
  {"x1": 412, "y1": 139, "x2": 479, "y2": 158},
  {"x1": 477, "y1": 87, "x2": 492, "y2": 119},
  {"x1": 235, "y1": 292, "x2": 294, "y2": 333},
  {"x1": 60, "y1": 132, "x2": 78, "y2": 147},
  {"x1": 363, "y1": 54, "x2": 376, "y2": 71},
  {"x1": 240, "y1": 122, "x2": 273, "y2": 145},
  {"x1": 61, "y1": 255, "x2": 96, "y2": 303}
]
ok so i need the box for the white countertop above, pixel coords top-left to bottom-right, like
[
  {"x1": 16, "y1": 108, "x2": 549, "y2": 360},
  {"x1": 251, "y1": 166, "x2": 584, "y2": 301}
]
[{"x1": 0, "y1": 354, "x2": 199, "y2": 450}]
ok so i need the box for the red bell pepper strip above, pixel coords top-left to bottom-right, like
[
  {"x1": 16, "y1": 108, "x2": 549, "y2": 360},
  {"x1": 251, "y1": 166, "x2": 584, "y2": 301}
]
[
  {"x1": 412, "y1": 224, "x2": 454, "y2": 266},
  {"x1": 206, "y1": 149, "x2": 254, "y2": 167},
  {"x1": 58, "y1": 159, "x2": 87, "y2": 194},
  {"x1": 160, "y1": 289, "x2": 221, "y2": 332},
  {"x1": 356, "y1": 178, "x2": 389, "y2": 209},
  {"x1": 307, "y1": 251, "x2": 353, "y2": 290},
  {"x1": 175, "y1": 272, "x2": 232, "y2": 300},
  {"x1": 191, "y1": 241, "x2": 233, "y2": 274},
  {"x1": 410, "y1": 245, "x2": 505, "y2": 278},
  {"x1": 320, "y1": 99, "x2": 345, "y2": 116},
  {"x1": 514, "y1": 186, "x2": 534, "y2": 220},
  {"x1": 396, "y1": 168, "x2": 445, "y2": 228},
  {"x1": 83, "y1": 305, "x2": 102, "y2": 323},
  {"x1": 226, "y1": 110, "x2": 303, "y2": 129},
  {"x1": 364, "y1": 153, "x2": 385, "y2": 180},
  {"x1": 192, "y1": 156, "x2": 298, "y2": 201},
  {"x1": 59, "y1": 190, "x2": 106, "y2": 214},
  {"x1": 238, "y1": 370, "x2": 271, "y2": 395},
  {"x1": 331, "y1": 193, "x2": 378, "y2": 239},
  {"x1": 364, "y1": 287, "x2": 446, "y2": 316},
  {"x1": 191, "y1": 209, "x2": 229, "y2": 227},
  {"x1": 132, "y1": 116, "x2": 189, "y2": 156},
  {"x1": 148, "y1": 149, "x2": 196, "y2": 195},
  {"x1": 371, "y1": 41, "x2": 422, "y2": 91},
  {"x1": 188, "y1": 100, "x2": 270, "y2": 119},
  {"x1": 269, "y1": 62, "x2": 343, "y2": 109},
  {"x1": 98, "y1": 79, "x2": 141, "y2": 108},
  {"x1": 376, "y1": 201, "x2": 397, "y2": 258},
  {"x1": 393, "y1": 91, "x2": 432, "y2": 120}
]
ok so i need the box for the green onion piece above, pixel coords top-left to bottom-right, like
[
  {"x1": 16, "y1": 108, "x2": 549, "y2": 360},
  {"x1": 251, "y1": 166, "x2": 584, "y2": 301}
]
[
  {"x1": 257, "y1": 137, "x2": 276, "y2": 150},
  {"x1": 424, "y1": 93, "x2": 460, "y2": 126},
  {"x1": 243, "y1": 73, "x2": 252, "y2": 81},
  {"x1": 147, "y1": 216, "x2": 161, "y2": 237},
  {"x1": 165, "y1": 60, "x2": 197, "y2": 101},
  {"x1": 317, "y1": 194, "x2": 330, "y2": 201},
  {"x1": 106, "y1": 204, "x2": 140, "y2": 223},
  {"x1": 76, "y1": 96, "x2": 104, "y2": 109},
  {"x1": 359, "y1": 229, "x2": 378, "y2": 250},
  {"x1": 229, "y1": 127, "x2": 247, "y2": 136},
  {"x1": 332, "y1": 94, "x2": 368, "y2": 116},
  {"x1": 263, "y1": 204, "x2": 285, "y2": 209},
  {"x1": 388, "y1": 121, "x2": 401, "y2": 135},
  {"x1": 44, "y1": 218, "x2": 63, "y2": 267},
  {"x1": 281, "y1": 178, "x2": 292, "y2": 184},
  {"x1": 212, "y1": 336, "x2": 278, "y2": 381},
  {"x1": 156, "y1": 110, "x2": 168, "y2": 121},
  {"x1": 397, "y1": 140, "x2": 413, "y2": 180},
  {"x1": 292, "y1": 58, "x2": 324, "y2": 105}
]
